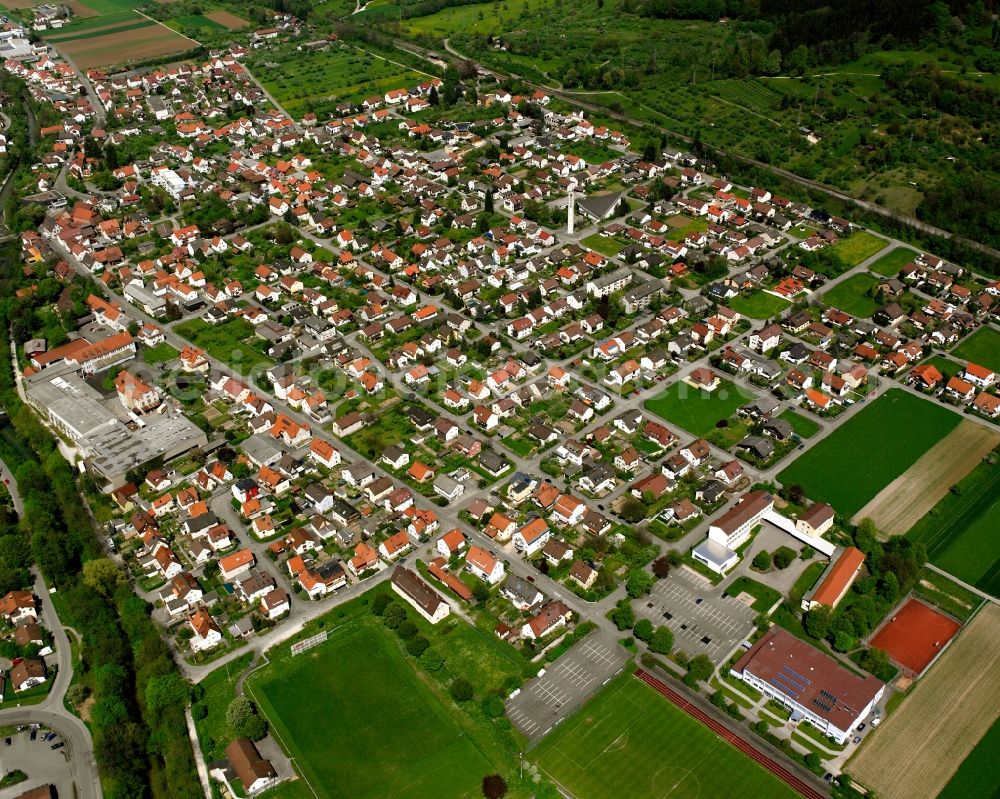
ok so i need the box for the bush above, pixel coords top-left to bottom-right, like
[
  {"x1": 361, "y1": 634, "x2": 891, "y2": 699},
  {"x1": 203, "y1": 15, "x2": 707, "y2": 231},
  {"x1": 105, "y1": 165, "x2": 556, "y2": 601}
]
[
  {"x1": 626, "y1": 569, "x2": 654, "y2": 598},
  {"x1": 483, "y1": 773, "x2": 508, "y2": 799},
  {"x1": 406, "y1": 635, "x2": 430, "y2": 657},
  {"x1": 686, "y1": 654, "x2": 713, "y2": 685},
  {"x1": 752, "y1": 550, "x2": 772, "y2": 570},
  {"x1": 226, "y1": 696, "x2": 267, "y2": 741},
  {"x1": 371, "y1": 593, "x2": 391, "y2": 616},
  {"x1": 396, "y1": 620, "x2": 418, "y2": 640},
  {"x1": 805, "y1": 752, "x2": 821, "y2": 770},
  {"x1": 420, "y1": 647, "x2": 445, "y2": 671},
  {"x1": 450, "y1": 677, "x2": 474, "y2": 702},
  {"x1": 633, "y1": 618, "x2": 654, "y2": 642},
  {"x1": 191, "y1": 703, "x2": 208, "y2": 721},
  {"x1": 481, "y1": 694, "x2": 505, "y2": 718},
  {"x1": 773, "y1": 547, "x2": 795, "y2": 569},
  {"x1": 649, "y1": 626, "x2": 674, "y2": 654},
  {"x1": 611, "y1": 599, "x2": 635, "y2": 630},
  {"x1": 383, "y1": 603, "x2": 407, "y2": 630}
]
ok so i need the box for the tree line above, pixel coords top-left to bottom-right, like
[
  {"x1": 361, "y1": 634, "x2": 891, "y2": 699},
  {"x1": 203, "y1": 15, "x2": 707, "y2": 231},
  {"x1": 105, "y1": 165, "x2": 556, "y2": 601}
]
[{"x1": 0, "y1": 240, "x2": 200, "y2": 799}]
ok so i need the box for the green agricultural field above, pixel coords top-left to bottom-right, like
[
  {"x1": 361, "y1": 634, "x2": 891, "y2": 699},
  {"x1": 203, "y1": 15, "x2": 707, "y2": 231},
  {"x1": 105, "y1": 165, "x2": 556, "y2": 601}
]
[
  {"x1": 821, "y1": 272, "x2": 880, "y2": 318},
  {"x1": 727, "y1": 291, "x2": 790, "y2": 320},
  {"x1": 869, "y1": 246, "x2": 918, "y2": 276},
  {"x1": 41, "y1": 10, "x2": 141, "y2": 38},
  {"x1": 645, "y1": 378, "x2": 754, "y2": 437},
  {"x1": 174, "y1": 318, "x2": 273, "y2": 375},
  {"x1": 935, "y1": 715, "x2": 1000, "y2": 799},
  {"x1": 252, "y1": 623, "x2": 493, "y2": 799},
  {"x1": 533, "y1": 674, "x2": 799, "y2": 799},
  {"x1": 952, "y1": 326, "x2": 1000, "y2": 373},
  {"x1": 908, "y1": 455, "x2": 1000, "y2": 597},
  {"x1": 250, "y1": 44, "x2": 430, "y2": 117},
  {"x1": 830, "y1": 232, "x2": 886, "y2": 266},
  {"x1": 777, "y1": 389, "x2": 961, "y2": 517},
  {"x1": 778, "y1": 409, "x2": 820, "y2": 439}
]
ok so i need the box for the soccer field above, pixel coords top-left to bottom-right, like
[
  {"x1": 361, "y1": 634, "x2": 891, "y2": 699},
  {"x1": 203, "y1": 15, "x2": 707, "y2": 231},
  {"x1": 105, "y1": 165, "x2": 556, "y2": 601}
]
[
  {"x1": 777, "y1": 389, "x2": 961, "y2": 517},
  {"x1": 250, "y1": 623, "x2": 492, "y2": 799},
  {"x1": 533, "y1": 675, "x2": 799, "y2": 799}
]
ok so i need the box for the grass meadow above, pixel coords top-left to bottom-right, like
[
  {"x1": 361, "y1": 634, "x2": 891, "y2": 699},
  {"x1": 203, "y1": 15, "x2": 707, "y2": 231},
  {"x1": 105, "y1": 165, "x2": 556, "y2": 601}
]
[
  {"x1": 868, "y1": 247, "x2": 918, "y2": 276},
  {"x1": 777, "y1": 389, "x2": 961, "y2": 517},
  {"x1": 644, "y1": 378, "x2": 753, "y2": 437},
  {"x1": 727, "y1": 291, "x2": 790, "y2": 320},
  {"x1": 821, "y1": 272, "x2": 880, "y2": 318},
  {"x1": 952, "y1": 326, "x2": 1000, "y2": 373},
  {"x1": 830, "y1": 231, "x2": 887, "y2": 266}
]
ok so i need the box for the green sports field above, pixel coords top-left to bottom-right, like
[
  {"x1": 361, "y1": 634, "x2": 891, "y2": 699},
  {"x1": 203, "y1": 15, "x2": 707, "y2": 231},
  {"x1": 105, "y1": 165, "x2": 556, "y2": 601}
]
[
  {"x1": 908, "y1": 455, "x2": 1000, "y2": 597},
  {"x1": 951, "y1": 326, "x2": 1000, "y2": 373},
  {"x1": 777, "y1": 389, "x2": 962, "y2": 517},
  {"x1": 935, "y1": 715, "x2": 1000, "y2": 799},
  {"x1": 533, "y1": 674, "x2": 799, "y2": 799},
  {"x1": 645, "y1": 378, "x2": 755, "y2": 437},
  {"x1": 251, "y1": 623, "x2": 492, "y2": 799}
]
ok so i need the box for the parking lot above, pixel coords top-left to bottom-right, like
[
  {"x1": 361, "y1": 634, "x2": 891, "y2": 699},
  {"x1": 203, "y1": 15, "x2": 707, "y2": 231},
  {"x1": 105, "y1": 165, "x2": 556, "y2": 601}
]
[
  {"x1": 506, "y1": 629, "x2": 627, "y2": 742},
  {"x1": 0, "y1": 728, "x2": 74, "y2": 799},
  {"x1": 637, "y1": 567, "x2": 757, "y2": 664}
]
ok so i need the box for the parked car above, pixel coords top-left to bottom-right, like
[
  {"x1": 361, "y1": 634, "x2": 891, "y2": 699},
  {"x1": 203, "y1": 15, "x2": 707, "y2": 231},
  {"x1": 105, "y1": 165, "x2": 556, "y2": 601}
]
[
  {"x1": 853, "y1": 736, "x2": 862, "y2": 744},
  {"x1": 51, "y1": 741, "x2": 64, "y2": 750}
]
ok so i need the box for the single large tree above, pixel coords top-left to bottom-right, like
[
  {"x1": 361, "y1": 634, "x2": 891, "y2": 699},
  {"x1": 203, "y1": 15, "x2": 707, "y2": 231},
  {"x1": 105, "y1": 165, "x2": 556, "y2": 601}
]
[{"x1": 483, "y1": 774, "x2": 508, "y2": 799}]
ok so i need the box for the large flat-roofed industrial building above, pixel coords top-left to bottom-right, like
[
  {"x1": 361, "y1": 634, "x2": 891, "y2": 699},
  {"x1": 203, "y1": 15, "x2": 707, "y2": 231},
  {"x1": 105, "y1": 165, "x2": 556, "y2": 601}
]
[
  {"x1": 731, "y1": 626, "x2": 884, "y2": 743},
  {"x1": 24, "y1": 364, "x2": 207, "y2": 489}
]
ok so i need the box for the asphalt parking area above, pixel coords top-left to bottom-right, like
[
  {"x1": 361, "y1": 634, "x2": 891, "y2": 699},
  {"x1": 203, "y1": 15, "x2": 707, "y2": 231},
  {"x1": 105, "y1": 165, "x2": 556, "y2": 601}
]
[
  {"x1": 506, "y1": 628, "x2": 627, "y2": 742},
  {"x1": 0, "y1": 729, "x2": 74, "y2": 799},
  {"x1": 637, "y1": 567, "x2": 756, "y2": 664}
]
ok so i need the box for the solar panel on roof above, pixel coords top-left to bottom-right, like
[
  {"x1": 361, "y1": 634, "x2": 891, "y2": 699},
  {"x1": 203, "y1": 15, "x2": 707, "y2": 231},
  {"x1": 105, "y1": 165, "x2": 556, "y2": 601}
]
[
  {"x1": 785, "y1": 666, "x2": 811, "y2": 684},
  {"x1": 812, "y1": 697, "x2": 833, "y2": 713},
  {"x1": 771, "y1": 675, "x2": 805, "y2": 697}
]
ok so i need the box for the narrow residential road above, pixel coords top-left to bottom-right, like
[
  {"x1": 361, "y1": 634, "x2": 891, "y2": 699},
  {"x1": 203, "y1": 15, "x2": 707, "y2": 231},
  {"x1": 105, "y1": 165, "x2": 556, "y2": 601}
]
[
  {"x1": 0, "y1": 570, "x2": 102, "y2": 799},
  {"x1": 0, "y1": 456, "x2": 23, "y2": 514}
]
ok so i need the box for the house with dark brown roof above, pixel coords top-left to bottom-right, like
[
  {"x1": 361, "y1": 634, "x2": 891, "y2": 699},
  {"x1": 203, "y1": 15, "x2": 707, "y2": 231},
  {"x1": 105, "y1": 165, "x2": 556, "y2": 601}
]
[{"x1": 225, "y1": 738, "x2": 277, "y2": 794}]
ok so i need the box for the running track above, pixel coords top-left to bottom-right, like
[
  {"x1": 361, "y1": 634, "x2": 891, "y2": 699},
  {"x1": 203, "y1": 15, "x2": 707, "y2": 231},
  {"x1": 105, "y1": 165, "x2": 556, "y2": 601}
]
[{"x1": 634, "y1": 669, "x2": 827, "y2": 799}]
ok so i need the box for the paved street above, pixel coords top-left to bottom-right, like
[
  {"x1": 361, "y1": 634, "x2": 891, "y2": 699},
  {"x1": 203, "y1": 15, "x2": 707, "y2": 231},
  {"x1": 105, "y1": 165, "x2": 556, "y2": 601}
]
[{"x1": 0, "y1": 571, "x2": 101, "y2": 799}]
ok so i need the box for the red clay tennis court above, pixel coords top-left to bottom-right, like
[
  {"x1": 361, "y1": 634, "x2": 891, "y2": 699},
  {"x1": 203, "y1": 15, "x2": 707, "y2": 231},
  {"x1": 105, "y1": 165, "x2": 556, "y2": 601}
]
[{"x1": 870, "y1": 598, "x2": 960, "y2": 674}]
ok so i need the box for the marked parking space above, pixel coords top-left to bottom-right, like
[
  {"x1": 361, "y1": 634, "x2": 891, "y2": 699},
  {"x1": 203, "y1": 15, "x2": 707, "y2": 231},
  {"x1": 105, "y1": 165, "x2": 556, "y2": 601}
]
[
  {"x1": 506, "y1": 630, "x2": 627, "y2": 741},
  {"x1": 638, "y1": 573, "x2": 756, "y2": 664}
]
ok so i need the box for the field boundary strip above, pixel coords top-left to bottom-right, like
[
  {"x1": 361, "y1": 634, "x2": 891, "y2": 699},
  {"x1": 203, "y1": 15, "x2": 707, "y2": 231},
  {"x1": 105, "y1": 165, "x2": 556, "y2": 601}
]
[{"x1": 634, "y1": 669, "x2": 826, "y2": 799}]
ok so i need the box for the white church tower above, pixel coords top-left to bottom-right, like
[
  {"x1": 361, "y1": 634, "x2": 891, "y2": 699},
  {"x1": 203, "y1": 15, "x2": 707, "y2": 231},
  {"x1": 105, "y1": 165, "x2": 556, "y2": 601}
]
[{"x1": 567, "y1": 190, "x2": 576, "y2": 235}]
